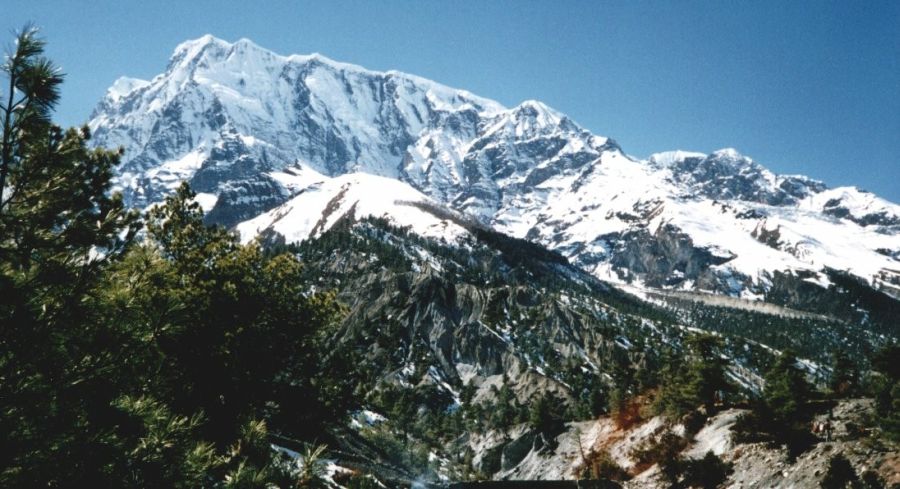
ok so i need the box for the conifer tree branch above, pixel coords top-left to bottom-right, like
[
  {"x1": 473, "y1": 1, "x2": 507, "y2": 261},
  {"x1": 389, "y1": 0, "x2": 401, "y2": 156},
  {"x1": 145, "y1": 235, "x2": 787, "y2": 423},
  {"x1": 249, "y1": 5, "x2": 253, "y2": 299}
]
[{"x1": 0, "y1": 54, "x2": 18, "y2": 210}]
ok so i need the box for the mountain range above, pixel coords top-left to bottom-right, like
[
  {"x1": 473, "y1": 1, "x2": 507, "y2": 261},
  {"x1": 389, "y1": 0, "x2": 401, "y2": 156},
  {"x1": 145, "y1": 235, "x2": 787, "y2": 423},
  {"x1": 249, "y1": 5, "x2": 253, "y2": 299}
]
[
  {"x1": 83, "y1": 35, "x2": 900, "y2": 486},
  {"x1": 89, "y1": 35, "x2": 900, "y2": 307}
]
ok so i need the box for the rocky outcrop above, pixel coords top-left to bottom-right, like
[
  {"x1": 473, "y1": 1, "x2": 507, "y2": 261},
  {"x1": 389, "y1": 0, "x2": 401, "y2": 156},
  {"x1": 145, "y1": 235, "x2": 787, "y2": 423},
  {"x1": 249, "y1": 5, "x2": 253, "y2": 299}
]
[
  {"x1": 602, "y1": 224, "x2": 736, "y2": 290},
  {"x1": 461, "y1": 399, "x2": 896, "y2": 488},
  {"x1": 651, "y1": 149, "x2": 824, "y2": 206}
]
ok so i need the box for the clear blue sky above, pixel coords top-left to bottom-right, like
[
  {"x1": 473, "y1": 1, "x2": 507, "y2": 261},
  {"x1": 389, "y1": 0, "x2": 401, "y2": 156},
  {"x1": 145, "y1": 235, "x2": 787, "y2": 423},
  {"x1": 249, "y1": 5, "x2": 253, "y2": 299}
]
[{"x1": 7, "y1": 0, "x2": 900, "y2": 201}]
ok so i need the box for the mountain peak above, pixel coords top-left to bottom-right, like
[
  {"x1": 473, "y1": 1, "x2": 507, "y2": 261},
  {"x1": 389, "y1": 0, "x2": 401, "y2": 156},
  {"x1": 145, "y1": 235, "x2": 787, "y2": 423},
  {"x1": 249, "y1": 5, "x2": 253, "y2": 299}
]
[
  {"x1": 105, "y1": 76, "x2": 149, "y2": 103},
  {"x1": 711, "y1": 147, "x2": 746, "y2": 161},
  {"x1": 649, "y1": 150, "x2": 707, "y2": 167},
  {"x1": 172, "y1": 35, "x2": 354, "y2": 70},
  {"x1": 171, "y1": 34, "x2": 227, "y2": 59},
  {"x1": 517, "y1": 99, "x2": 556, "y2": 113}
]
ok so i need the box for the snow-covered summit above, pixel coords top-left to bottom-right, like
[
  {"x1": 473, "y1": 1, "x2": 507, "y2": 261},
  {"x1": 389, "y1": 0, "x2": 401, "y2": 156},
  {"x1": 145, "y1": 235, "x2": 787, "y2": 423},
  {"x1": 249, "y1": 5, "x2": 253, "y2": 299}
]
[
  {"x1": 648, "y1": 150, "x2": 708, "y2": 167},
  {"x1": 105, "y1": 76, "x2": 150, "y2": 103},
  {"x1": 90, "y1": 35, "x2": 515, "y2": 208}
]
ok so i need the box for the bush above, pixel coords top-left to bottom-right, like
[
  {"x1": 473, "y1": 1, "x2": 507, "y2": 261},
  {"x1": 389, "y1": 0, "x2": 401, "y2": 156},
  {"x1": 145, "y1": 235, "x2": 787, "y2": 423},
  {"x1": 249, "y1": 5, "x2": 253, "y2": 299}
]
[
  {"x1": 682, "y1": 410, "x2": 708, "y2": 437},
  {"x1": 821, "y1": 454, "x2": 858, "y2": 489},
  {"x1": 630, "y1": 429, "x2": 687, "y2": 480},
  {"x1": 860, "y1": 470, "x2": 885, "y2": 489},
  {"x1": 681, "y1": 451, "x2": 733, "y2": 489},
  {"x1": 731, "y1": 410, "x2": 774, "y2": 444},
  {"x1": 581, "y1": 450, "x2": 631, "y2": 481}
]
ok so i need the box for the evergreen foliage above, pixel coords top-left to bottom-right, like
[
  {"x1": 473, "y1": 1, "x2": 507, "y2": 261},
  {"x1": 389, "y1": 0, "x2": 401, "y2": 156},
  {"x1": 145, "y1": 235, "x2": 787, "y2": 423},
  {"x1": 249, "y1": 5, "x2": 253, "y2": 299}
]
[
  {"x1": 1, "y1": 28, "x2": 896, "y2": 486},
  {"x1": 527, "y1": 391, "x2": 567, "y2": 439},
  {"x1": 763, "y1": 349, "x2": 813, "y2": 426},
  {"x1": 0, "y1": 28, "x2": 343, "y2": 487},
  {"x1": 829, "y1": 348, "x2": 859, "y2": 398},
  {"x1": 733, "y1": 348, "x2": 818, "y2": 457},
  {"x1": 654, "y1": 334, "x2": 734, "y2": 418},
  {"x1": 870, "y1": 344, "x2": 900, "y2": 441},
  {"x1": 630, "y1": 430, "x2": 686, "y2": 483},
  {"x1": 342, "y1": 473, "x2": 382, "y2": 489},
  {"x1": 580, "y1": 450, "x2": 630, "y2": 481},
  {"x1": 679, "y1": 451, "x2": 733, "y2": 489},
  {"x1": 678, "y1": 295, "x2": 888, "y2": 371},
  {"x1": 1, "y1": 23, "x2": 64, "y2": 207},
  {"x1": 567, "y1": 370, "x2": 607, "y2": 420}
]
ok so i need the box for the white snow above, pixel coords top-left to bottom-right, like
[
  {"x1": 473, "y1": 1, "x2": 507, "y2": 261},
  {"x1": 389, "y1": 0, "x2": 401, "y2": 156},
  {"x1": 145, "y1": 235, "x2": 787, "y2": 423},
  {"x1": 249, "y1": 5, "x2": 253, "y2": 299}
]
[
  {"x1": 144, "y1": 148, "x2": 207, "y2": 189},
  {"x1": 193, "y1": 192, "x2": 218, "y2": 212},
  {"x1": 235, "y1": 171, "x2": 469, "y2": 245},
  {"x1": 648, "y1": 150, "x2": 707, "y2": 168},
  {"x1": 684, "y1": 409, "x2": 742, "y2": 458},
  {"x1": 105, "y1": 76, "x2": 150, "y2": 102}
]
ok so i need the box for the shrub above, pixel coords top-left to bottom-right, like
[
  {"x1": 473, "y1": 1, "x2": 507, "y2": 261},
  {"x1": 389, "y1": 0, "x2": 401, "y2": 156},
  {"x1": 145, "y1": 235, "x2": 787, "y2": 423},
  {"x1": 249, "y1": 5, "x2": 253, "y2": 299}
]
[
  {"x1": 581, "y1": 450, "x2": 631, "y2": 481},
  {"x1": 821, "y1": 454, "x2": 859, "y2": 489},
  {"x1": 630, "y1": 429, "x2": 687, "y2": 480},
  {"x1": 681, "y1": 451, "x2": 733, "y2": 489}
]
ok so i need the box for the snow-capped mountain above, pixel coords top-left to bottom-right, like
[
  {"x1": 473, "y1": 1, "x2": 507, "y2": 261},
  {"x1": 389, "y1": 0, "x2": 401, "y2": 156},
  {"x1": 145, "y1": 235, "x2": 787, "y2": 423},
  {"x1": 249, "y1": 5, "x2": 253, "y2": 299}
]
[
  {"x1": 89, "y1": 35, "x2": 900, "y2": 300},
  {"x1": 90, "y1": 34, "x2": 503, "y2": 215}
]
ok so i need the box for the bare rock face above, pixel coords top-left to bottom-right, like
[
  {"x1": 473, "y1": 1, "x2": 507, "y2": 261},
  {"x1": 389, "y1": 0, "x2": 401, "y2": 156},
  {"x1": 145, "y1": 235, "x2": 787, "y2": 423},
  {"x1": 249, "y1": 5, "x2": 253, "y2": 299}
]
[
  {"x1": 203, "y1": 174, "x2": 291, "y2": 227},
  {"x1": 603, "y1": 224, "x2": 737, "y2": 290},
  {"x1": 651, "y1": 149, "x2": 824, "y2": 206}
]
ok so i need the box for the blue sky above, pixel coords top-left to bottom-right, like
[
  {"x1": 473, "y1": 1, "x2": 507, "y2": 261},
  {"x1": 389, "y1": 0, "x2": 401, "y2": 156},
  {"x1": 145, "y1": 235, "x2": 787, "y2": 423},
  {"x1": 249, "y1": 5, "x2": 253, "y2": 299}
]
[{"x1": 7, "y1": 0, "x2": 900, "y2": 201}]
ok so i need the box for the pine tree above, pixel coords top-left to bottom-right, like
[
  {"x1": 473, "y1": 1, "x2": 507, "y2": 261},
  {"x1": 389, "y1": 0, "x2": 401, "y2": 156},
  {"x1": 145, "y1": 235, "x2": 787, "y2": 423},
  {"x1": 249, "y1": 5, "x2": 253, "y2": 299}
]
[
  {"x1": 753, "y1": 349, "x2": 820, "y2": 457},
  {"x1": 763, "y1": 349, "x2": 812, "y2": 426},
  {"x1": 655, "y1": 335, "x2": 733, "y2": 418},
  {"x1": 0, "y1": 28, "x2": 345, "y2": 486},
  {"x1": 1, "y1": 23, "x2": 64, "y2": 211},
  {"x1": 0, "y1": 25, "x2": 141, "y2": 488},
  {"x1": 528, "y1": 391, "x2": 566, "y2": 440},
  {"x1": 829, "y1": 349, "x2": 858, "y2": 398},
  {"x1": 134, "y1": 182, "x2": 348, "y2": 443},
  {"x1": 684, "y1": 335, "x2": 733, "y2": 412},
  {"x1": 870, "y1": 345, "x2": 900, "y2": 441},
  {"x1": 488, "y1": 376, "x2": 520, "y2": 430},
  {"x1": 111, "y1": 395, "x2": 221, "y2": 488}
]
